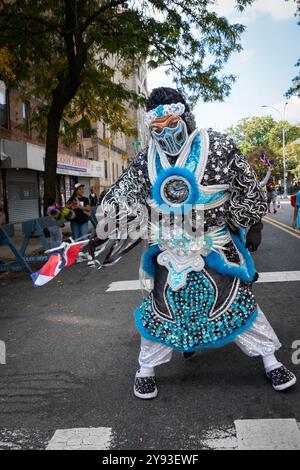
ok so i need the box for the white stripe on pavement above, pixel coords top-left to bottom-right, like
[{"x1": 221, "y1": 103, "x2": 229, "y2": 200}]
[
  {"x1": 256, "y1": 271, "x2": 300, "y2": 283},
  {"x1": 234, "y1": 419, "x2": 300, "y2": 450},
  {"x1": 106, "y1": 280, "x2": 151, "y2": 291},
  {"x1": 106, "y1": 272, "x2": 300, "y2": 292},
  {"x1": 46, "y1": 427, "x2": 112, "y2": 451},
  {"x1": 1, "y1": 420, "x2": 300, "y2": 450},
  {"x1": 201, "y1": 427, "x2": 237, "y2": 450}
]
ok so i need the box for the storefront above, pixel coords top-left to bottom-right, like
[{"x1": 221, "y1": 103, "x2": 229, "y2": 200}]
[
  {"x1": 0, "y1": 140, "x2": 44, "y2": 223},
  {"x1": 0, "y1": 139, "x2": 104, "y2": 223},
  {"x1": 57, "y1": 152, "x2": 104, "y2": 202},
  {"x1": 4, "y1": 169, "x2": 40, "y2": 223}
]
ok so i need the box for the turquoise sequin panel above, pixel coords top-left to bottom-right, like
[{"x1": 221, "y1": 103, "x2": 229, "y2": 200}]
[
  {"x1": 136, "y1": 272, "x2": 257, "y2": 352},
  {"x1": 185, "y1": 134, "x2": 201, "y2": 173},
  {"x1": 197, "y1": 190, "x2": 225, "y2": 205}
]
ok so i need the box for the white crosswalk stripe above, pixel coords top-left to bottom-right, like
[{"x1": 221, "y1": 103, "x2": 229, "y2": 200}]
[
  {"x1": 235, "y1": 419, "x2": 300, "y2": 450},
  {"x1": 256, "y1": 271, "x2": 300, "y2": 283},
  {"x1": 1, "y1": 420, "x2": 300, "y2": 450},
  {"x1": 106, "y1": 271, "x2": 300, "y2": 292},
  {"x1": 46, "y1": 427, "x2": 112, "y2": 451},
  {"x1": 106, "y1": 280, "x2": 150, "y2": 291}
]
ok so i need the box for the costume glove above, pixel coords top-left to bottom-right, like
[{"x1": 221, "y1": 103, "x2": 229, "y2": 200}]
[{"x1": 245, "y1": 221, "x2": 263, "y2": 252}]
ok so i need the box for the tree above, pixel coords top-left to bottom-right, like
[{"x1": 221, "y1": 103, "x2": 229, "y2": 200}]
[
  {"x1": 0, "y1": 47, "x2": 15, "y2": 81},
  {"x1": 226, "y1": 116, "x2": 276, "y2": 156},
  {"x1": 286, "y1": 0, "x2": 300, "y2": 98},
  {"x1": 0, "y1": 0, "x2": 255, "y2": 210},
  {"x1": 226, "y1": 116, "x2": 300, "y2": 182}
]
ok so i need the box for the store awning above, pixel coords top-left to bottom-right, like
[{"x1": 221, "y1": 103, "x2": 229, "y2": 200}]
[
  {"x1": 0, "y1": 139, "x2": 104, "y2": 178},
  {"x1": 0, "y1": 139, "x2": 45, "y2": 171}
]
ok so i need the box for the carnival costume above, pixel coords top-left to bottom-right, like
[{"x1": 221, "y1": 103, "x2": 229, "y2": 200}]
[{"x1": 89, "y1": 88, "x2": 296, "y2": 398}]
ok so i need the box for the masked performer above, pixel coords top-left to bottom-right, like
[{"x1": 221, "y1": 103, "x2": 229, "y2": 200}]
[{"x1": 91, "y1": 87, "x2": 296, "y2": 399}]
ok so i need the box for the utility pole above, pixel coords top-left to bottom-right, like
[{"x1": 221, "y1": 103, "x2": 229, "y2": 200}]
[{"x1": 262, "y1": 102, "x2": 289, "y2": 197}]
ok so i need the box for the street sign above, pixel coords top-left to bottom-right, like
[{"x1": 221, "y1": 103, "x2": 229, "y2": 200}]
[{"x1": 132, "y1": 140, "x2": 141, "y2": 147}]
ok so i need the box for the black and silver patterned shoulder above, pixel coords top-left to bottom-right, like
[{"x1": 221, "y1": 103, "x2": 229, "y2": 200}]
[{"x1": 202, "y1": 129, "x2": 232, "y2": 186}]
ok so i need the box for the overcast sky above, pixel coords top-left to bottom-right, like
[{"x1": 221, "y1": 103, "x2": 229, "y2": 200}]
[{"x1": 147, "y1": 0, "x2": 300, "y2": 131}]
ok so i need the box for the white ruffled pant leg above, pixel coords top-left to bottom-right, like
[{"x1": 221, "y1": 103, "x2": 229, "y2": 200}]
[
  {"x1": 234, "y1": 305, "x2": 282, "y2": 357},
  {"x1": 138, "y1": 336, "x2": 173, "y2": 375}
]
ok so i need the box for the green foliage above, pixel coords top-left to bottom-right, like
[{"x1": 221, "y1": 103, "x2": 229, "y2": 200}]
[
  {"x1": 0, "y1": 0, "x2": 256, "y2": 138},
  {"x1": 286, "y1": 0, "x2": 300, "y2": 98},
  {"x1": 0, "y1": 47, "x2": 16, "y2": 81},
  {"x1": 226, "y1": 116, "x2": 300, "y2": 181},
  {"x1": 226, "y1": 116, "x2": 276, "y2": 155},
  {"x1": 0, "y1": 0, "x2": 256, "y2": 204}
]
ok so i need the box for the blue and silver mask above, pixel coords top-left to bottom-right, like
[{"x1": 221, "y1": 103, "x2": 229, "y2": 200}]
[{"x1": 152, "y1": 118, "x2": 188, "y2": 156}]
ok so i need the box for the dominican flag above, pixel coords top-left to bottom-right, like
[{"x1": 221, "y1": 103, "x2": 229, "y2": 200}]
[
  {"x1": 260, "y1": 151, "x2": 268, "y2": 166},
  {"x1": 31, "y1": 241, "x2": 87, "y2": 288},
  {"x1": 260, "y1": 151, "x2": 274, "y2": 169}
]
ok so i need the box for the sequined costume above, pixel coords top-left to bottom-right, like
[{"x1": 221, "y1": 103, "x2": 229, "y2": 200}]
[
  {"x1": 88, "y1": 87, "x2": 297, "y2": 397},
  {"x1": 101, "y1": 125, "x2": 279, "y2": 353}
]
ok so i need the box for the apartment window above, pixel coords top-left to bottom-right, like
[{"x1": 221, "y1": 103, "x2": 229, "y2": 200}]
[
  {"x1": 103, "y1": 123, "x2": 106, "y2": 140},
  {"x1": 104, "y1": 160, "x2": 108, "y2": 179},
  {"x1": 82, "y1": 128, "x2": 91, "y2": 138},
  {"x1": 0, "y1": 81, "x2": 9, "y2": 128},
  {"x1": 112, "y1": 163, "x2": 115, "y2": 181},
  {"x1": 22, "y1": 101, "x2": 30, "y2": 136}
]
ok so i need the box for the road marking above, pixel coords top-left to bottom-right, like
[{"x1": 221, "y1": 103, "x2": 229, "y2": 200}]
[
  {"x1": 46, "y1": 427, "x2": 112, "y2": 450},
  {"x1": 200, "y1": 426, "x2": 237, "y2": 450},
  {"x1": 106, "y1": 280, "x2": 151, "y2": 291},
  {"x1": 256, "y1": 271, "x2": 300, "y2": 283},
  {"x1": 235, "y1": 419, "x2": 300, "y2": 450},
  {"x1": 264, "y1": 216, "x2": 299, "y2": 233},
  {"x1": 1, "y1": 421, "x2": 300, "y2": 450},
  {"x1": 106, "y1": 271, "x2": 300, "y2": 292},
  {"x1": 264, "y1": 217, "x2": 300, "y2": 240}
]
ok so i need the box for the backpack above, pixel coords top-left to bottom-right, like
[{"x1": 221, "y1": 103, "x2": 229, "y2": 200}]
[{"x1": 291, "y1": 194, "x2": 296, "y2": 208}]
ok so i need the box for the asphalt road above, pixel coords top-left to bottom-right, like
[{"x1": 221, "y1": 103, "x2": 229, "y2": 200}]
[{"x1": 0, "y1": 202, "x2": 299, "y2": 450}]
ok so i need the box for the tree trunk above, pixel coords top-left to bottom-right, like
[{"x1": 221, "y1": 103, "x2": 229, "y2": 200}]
[
  {"x1": 43, "y1": 105, "x2": 63, "y2": 214},
  {"x1": 43, "y1": 74, "x2": 84, "y2": 214}
]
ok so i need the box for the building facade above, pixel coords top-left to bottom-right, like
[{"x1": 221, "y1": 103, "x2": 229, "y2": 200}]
[
  {"x1": 0, "y1": 60, "x2": 148, "y2": 224},
  {"x1": 81, "y1": 122, "x2": 128, "y2": 196},
  {"x1": 125, "y1": 64, "x2": 149, "y2": 161},
  {"x1": 80, "y1": 62, "x2": 149, "y2": 194},
  {"x1": 0, "y1": 80, "x2": 104, "y2": 223}
]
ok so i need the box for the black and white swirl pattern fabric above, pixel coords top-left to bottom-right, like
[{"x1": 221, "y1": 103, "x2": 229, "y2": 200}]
[
  {"x1": 102, "y1": 148, "x2": 151, "y2": 218},
  {"x1": 227, "y1": 145, "x2": 267, "y2": 229}
]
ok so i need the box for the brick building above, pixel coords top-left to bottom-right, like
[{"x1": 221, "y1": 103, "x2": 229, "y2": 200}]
[
  {"x1": 0, "y1": 80, "x2": 104, "y2": 223},
  {"x1": 125, "y1": 63, "x2": 149, "y2": 161},
  {"x1": 0, "y1": 62, "x2": 148, "y2": 223},
  {"x1": 80, "y1": 61, "x2": 149, "y2": 196}
]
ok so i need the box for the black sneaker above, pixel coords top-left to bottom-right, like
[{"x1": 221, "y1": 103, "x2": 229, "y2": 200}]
[
  {"x1": 267, "y1": 365, "x2": 297, "y2": 391},
  {"x1": 134, "y1": 374, "x2": 158, "y2": 399}
]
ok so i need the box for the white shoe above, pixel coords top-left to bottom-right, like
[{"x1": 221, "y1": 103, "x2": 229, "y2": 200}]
[{"x1": 76, "y1": 252, "x2": 92, "y2": 263}]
